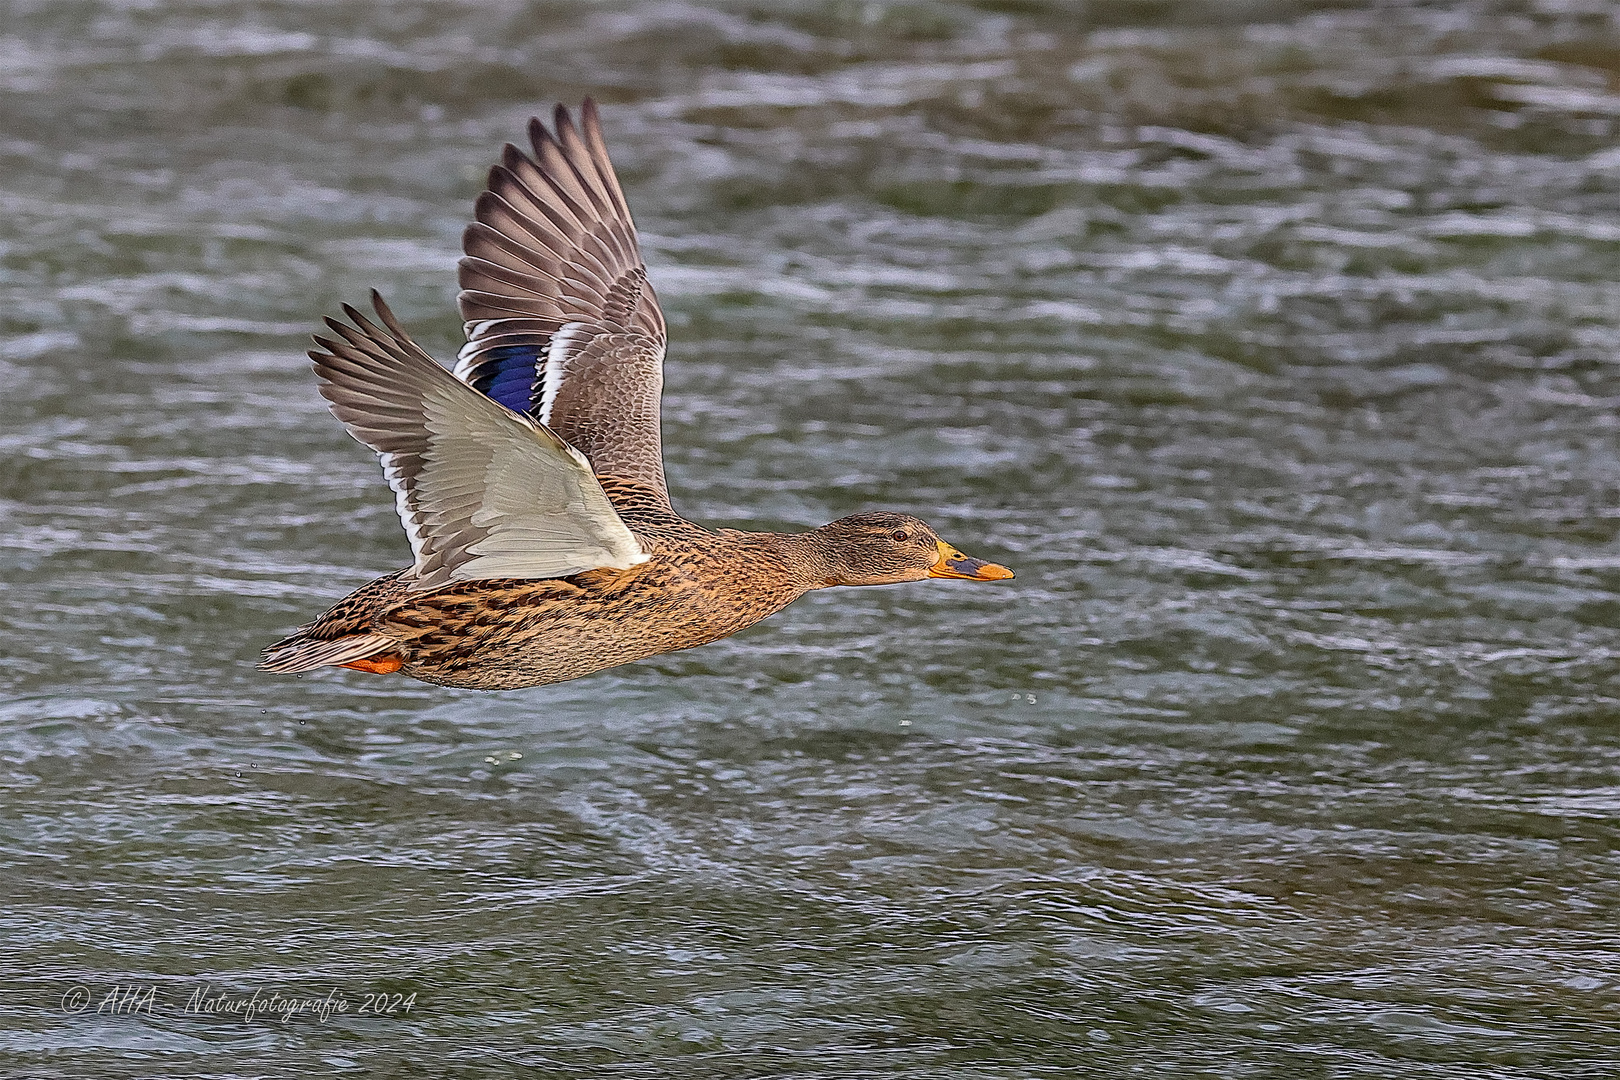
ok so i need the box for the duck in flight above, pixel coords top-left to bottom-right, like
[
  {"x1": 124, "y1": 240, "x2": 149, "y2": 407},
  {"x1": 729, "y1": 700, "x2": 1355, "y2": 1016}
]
[{"x1": 261, "y1": 101, "x2": 1013, "y2": 690}]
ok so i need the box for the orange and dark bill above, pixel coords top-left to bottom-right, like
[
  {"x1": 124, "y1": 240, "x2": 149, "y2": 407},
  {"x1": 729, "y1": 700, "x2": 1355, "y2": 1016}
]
[{"x1": 926, "y1": 541, "x2": 1014, "y2": 581}]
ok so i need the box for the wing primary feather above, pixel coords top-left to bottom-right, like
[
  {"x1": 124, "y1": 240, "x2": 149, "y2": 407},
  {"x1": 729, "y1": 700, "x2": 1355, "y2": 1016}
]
[
  {"x1": 580, "y1": 99, "x2": 634, "y2": 224},
  {"x1": 550, "y1": 104, "x2": 617, "y2": 220}
]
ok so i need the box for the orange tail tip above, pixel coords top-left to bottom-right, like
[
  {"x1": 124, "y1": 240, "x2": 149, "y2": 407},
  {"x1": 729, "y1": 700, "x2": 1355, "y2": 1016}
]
[
  {"x1": 259, "y1": 631, "x2": 400, "y2": 675},
  {"x1": 340, "y1": 654, "x2": 404, "y2": 674}
]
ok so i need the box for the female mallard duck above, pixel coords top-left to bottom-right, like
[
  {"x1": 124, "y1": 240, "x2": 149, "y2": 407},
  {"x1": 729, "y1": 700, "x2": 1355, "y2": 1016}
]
[{"x1": 262, "y1": 101, "x2": 1013, "y2": 690}]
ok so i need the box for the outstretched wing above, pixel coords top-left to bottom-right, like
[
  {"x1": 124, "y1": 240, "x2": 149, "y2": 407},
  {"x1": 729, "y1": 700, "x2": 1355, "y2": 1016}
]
[
  {"x1": 312, "y1": 292, "x2": 648, "y2": 592},
  {"x1": 454, "y1": 100, "x2": 670, "y2": 500}
]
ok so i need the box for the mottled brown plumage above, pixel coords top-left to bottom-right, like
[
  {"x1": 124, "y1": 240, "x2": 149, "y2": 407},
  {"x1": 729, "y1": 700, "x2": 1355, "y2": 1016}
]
[{"x1": 262, "y1": 102, "x2": 1012, "y2": 690}]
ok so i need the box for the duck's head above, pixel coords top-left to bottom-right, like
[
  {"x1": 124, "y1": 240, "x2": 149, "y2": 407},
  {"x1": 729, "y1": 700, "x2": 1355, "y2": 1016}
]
[{"x1": 812, "y1": 512, "x2": 1014, "y2": 588}]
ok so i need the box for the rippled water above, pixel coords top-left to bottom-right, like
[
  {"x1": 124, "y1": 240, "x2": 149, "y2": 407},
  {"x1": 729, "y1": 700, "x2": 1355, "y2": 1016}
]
[{"x1": 5, "y1": 1, "x2": 1620, "y2": 1074}]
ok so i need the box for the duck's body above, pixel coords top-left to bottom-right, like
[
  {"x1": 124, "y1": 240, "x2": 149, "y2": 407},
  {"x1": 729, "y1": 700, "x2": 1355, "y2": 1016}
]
[
  {"x1": 283, "y1": 483, "x2": 833, "y2": 690},
  {"x1": 262, "y1": 102, "x2": 1011, "y2": 690}
]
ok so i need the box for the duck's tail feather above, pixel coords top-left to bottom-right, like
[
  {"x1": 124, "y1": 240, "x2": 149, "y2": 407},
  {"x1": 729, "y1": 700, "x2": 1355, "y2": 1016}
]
[{"x1": 260, "y1": 632, "x2": 399, "y2": 674}]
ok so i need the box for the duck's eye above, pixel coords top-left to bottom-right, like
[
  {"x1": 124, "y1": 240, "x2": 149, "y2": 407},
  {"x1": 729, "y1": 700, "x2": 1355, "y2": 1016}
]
[{"x1": 891, "y1": 530, "x2": 911, "y2": 543}]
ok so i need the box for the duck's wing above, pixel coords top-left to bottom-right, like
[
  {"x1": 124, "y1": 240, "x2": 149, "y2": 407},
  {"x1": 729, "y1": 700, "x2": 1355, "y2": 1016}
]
[
  {"x1": 312, "y1": 292, "x2": 649, "y2": 592},
  {"x1": 454, "y1": 100, "x2": 671, "y2": 504}
]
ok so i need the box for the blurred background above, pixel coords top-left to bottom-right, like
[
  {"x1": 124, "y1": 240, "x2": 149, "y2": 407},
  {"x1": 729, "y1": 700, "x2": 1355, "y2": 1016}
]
[{"x1": 4, "y1": 0, "x2": 1620, "y2": 1075}]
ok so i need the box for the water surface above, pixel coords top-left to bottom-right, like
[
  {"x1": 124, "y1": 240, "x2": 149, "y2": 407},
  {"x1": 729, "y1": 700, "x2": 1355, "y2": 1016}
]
[{"x1": 3, "y1": 1, "x2": 1620, "y2": 1075}]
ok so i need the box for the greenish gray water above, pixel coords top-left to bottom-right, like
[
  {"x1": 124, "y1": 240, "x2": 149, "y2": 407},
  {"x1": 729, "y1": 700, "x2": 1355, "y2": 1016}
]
[{"x1": 4, "y1": 0, "x2": 1620, "y2": 1075}]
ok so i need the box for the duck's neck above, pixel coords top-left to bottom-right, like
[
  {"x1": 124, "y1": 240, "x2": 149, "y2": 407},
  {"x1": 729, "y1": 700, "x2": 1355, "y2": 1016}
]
[{"x1": 754, "y1": 529, "x2": 841, "y2": 592}]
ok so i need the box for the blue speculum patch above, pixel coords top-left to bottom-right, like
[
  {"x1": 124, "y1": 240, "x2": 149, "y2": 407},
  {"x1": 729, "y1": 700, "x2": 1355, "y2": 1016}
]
[{"x1": 475, "y1": 346, "x2": 543, "y2": 413}]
